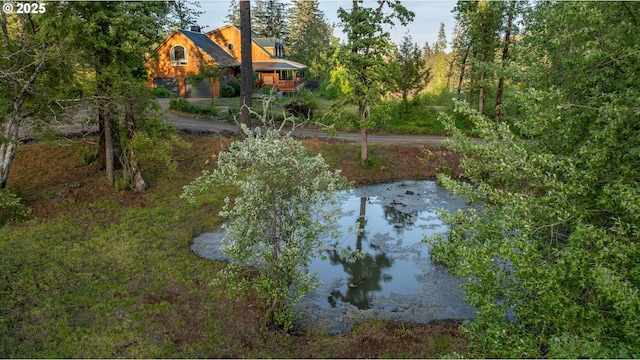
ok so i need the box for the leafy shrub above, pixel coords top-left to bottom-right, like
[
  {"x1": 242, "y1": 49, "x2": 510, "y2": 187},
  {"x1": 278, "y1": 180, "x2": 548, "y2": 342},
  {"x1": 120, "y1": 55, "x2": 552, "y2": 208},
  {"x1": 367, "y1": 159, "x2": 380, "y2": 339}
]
[
  {"x1": 0, "y1": 189, "x2": 30, "y2": 226},
  {"x1": 318, "y1": 80, "x2": 341, "y2": 100},
  {"x1": 227, "y1": 79, "x2": 241, "y2": 96},
  {"x1": 151, "y1": 85, "x2": 173, "y2": 98},
  {"x1": 220, "y1": 85, "x2": 235, "y2": 98},
  {"x1": 169, "y1": 98, "x2": 189, "y2": 111},
  {"x1": 169, "y1": 98, "x2": 219, "y2": 117},
  {"x1": 183, "y1": 126, "x2": 350, "y2": 331}
]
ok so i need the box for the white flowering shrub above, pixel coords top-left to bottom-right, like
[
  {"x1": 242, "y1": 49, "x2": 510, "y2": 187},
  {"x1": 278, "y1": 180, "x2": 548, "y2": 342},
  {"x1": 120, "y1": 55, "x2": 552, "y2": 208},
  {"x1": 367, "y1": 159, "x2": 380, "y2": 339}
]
[{"x1": 183, "y1": 125, "x2": 349, "y2": 330}]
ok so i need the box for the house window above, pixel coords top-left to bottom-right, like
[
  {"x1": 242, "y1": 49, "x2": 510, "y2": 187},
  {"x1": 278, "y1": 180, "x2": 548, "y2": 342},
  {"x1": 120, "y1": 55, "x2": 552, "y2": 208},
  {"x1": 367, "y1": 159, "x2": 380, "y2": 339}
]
[
  {"x1": 227, "y1": 43, "x2": 235, "y2": 51},
  {"x1": 278, "y1": 70, "x2": 293, "y2": 80},
  {"x1": 170, "y1": 45, "x2": 188, "y2": 66}
]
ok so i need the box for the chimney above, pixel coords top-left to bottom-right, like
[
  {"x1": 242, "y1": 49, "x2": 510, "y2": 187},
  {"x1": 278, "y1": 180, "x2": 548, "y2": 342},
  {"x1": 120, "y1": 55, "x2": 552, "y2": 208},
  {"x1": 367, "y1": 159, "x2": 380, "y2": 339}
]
[{"x1": 190, "y1": 25, "x2": 201, "y2": 33}]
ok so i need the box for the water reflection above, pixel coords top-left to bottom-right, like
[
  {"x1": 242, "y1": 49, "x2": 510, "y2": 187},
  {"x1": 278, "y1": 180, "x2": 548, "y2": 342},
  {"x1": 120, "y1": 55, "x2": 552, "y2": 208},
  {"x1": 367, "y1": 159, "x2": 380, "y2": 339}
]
[
  {"x1": 325, "y1": 197, "x2": 393, "y2": 309},
  {"x1": 382, "y1": 199, "x2": 415, "y2": 234},
  {"x1": 193, "y1": 180, "x2": 476, "y2": 333}
]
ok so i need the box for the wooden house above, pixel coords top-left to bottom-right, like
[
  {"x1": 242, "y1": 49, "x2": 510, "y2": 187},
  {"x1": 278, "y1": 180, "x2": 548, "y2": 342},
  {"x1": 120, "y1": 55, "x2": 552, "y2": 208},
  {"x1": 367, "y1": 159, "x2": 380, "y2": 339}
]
[{"x1": 147, "y1": 25, "x2": 307, "y2": 98}]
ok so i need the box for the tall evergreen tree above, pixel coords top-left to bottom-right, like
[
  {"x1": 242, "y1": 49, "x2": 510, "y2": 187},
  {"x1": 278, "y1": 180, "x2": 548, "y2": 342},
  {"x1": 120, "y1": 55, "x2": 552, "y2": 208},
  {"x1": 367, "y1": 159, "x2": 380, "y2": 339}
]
[
  {"x1": 434, "y1": 22, "x2": 447, "y2": 54},
  {"x1": 393, "y1": 34, "x2": 430, "y2": 111},
  {"x1": 226, "y1": 0, "x2": 240, "y2": 26},
  {"x1": 287, "y1": 0, "x2": 333, "y2": 78},
  {"x1": 167, "y1": 0, "x2": 204, "y2": 30},
  {"x1": 252, "y1": 0, "x2": 288, "y2": 39},
  {"x1": 424, "y1": 22, "x2": 450, "y2": 92}
]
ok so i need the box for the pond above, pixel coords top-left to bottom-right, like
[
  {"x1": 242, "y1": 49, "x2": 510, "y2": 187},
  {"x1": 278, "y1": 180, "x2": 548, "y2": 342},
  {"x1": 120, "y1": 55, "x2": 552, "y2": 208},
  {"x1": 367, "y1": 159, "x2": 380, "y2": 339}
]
[{"x1": 192, "y1": 180, "x2": 475, "y2": 333}]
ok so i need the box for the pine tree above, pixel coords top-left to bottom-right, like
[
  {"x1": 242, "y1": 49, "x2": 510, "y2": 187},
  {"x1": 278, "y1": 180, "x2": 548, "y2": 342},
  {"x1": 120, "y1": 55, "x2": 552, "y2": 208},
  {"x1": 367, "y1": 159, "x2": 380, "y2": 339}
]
[
  {"x1": 394, "y1": 34, "x2": 430, "y2": 111},
  {"x1": 168, "y1": 0, "x2": 203, "y2": 30},
  {"x1": 252, "y1": 0, "x2": 289, "y2": 39},
  {"x1": 435, "y1": 22, "x2": 447, "y2": 54},
  {"x1": 226, "y1": 0, "x2": 240, "y2": 26},
  {"x1": 287, "y1": 0, "x2": 333, "y2": 77}
]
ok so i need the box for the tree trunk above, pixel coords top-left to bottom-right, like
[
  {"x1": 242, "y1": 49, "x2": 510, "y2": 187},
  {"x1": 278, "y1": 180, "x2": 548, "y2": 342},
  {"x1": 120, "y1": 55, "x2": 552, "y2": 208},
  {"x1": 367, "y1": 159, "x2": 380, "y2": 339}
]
[
  {"x1": 478, "y1": 22, "x2": 490, "y2": 115},
  {"x1": 124, "y1": 103, "x2": 146, "y2": 191},
  {"x1": 103, "y1": 104, "x2": 114, "y2": 186},
  {"x1": 359, "y1": 102, "x2": 368, "y2": 166},
  {"x1": 97, "y1": 19, "x2": 115, "y2": 185},
  {"x1": 446, "y1": 49, "x2": 456, "y2": 91},
  {"x1": 457, "y1": 47, "x2": 469, "y2": 101},
  {"x1": 0, "y1": 111, "x2": 21, "y2": 188},
  {"x1": 495, "y1": 0, "x2": 515, "y2": 122},
  {"x1": 239, "y1": 0, "x2": 252, "y2": 138}
]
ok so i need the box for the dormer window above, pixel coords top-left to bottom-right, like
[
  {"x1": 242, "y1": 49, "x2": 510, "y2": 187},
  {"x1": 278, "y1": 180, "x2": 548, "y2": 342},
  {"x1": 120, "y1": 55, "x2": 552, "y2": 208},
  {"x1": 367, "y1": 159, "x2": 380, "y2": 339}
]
[{"x1": 170, "y1": 45, "x2": 188, "y2": 66}]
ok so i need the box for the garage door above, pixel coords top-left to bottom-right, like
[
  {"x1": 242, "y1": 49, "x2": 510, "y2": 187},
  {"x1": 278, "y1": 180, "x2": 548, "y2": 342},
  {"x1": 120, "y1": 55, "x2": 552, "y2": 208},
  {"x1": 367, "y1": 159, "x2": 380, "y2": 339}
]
[
  {"x1": 153, "y1": 78, "x2": 179, "y2": 97},
  {"x1": 186, "y1": 79, "x2": 211, "y2": 98}
]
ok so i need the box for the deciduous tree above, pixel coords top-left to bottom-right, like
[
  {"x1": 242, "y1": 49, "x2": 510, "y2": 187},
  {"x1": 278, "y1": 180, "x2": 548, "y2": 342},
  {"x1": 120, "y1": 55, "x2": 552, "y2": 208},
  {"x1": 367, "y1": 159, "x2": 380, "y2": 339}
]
[
  {"x1": 332, "y1": 0, "x2": 414, "y2": 166},
  {"x1": 429, "y1": 2, "x2": 640, "y2": 357},
  {"x1": 167, "y1": 0, "x2": 204, "y2": 30},
  {"x1": 183, "y1": 126, "x2": 349, "y2": 330},
  {"x1": 0, "y1": 3, "x2": 74, "y2": 188}
]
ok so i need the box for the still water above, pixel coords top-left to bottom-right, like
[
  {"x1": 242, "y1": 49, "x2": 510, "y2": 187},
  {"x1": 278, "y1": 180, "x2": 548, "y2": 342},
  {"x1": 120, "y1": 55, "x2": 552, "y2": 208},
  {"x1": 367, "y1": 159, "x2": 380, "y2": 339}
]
[{"x1": 192, "y1": 180, "x2": 475, "y2": 333}]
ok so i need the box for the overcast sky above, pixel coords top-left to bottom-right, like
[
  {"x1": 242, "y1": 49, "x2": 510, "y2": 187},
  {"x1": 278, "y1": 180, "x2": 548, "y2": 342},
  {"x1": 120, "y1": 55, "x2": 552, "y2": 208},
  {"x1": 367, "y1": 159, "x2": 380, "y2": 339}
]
[{"x1": 196, "y1": 0, "x2": 457, "y2": 50}]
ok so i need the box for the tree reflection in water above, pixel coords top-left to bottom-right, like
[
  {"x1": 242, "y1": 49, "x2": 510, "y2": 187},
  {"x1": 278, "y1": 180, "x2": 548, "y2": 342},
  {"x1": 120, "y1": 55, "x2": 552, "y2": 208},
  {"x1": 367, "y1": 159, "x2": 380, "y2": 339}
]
[
  {"x1": 382, "y1": 199, "x2": 415, "y2": 234},
  {"x1": 326, "y1": 197, "x2": 394, "y2": 309}
]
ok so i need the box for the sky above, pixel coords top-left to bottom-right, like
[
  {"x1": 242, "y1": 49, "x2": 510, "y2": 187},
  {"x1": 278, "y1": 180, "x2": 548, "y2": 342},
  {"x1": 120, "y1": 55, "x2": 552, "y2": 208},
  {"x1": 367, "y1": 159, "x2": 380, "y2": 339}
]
[{"x1": 196, "y1": 0, "x2": 458, "y2": 50}]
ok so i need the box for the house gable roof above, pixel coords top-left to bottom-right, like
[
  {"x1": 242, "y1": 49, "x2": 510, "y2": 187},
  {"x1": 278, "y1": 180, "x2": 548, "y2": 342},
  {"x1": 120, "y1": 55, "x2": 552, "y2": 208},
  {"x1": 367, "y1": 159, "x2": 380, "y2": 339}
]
[{"x1": 178, "y1": 29, "x2": 240, "y2": 68}]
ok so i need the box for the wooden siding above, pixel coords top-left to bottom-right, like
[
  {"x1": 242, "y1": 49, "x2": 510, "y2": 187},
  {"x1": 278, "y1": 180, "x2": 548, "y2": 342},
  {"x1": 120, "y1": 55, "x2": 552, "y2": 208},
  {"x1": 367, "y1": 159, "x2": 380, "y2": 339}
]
[
  {"x1": 147, "y1": 31, "x2": 226, "y2": 98},
  {"x1": 206, "y1": 25, "x2": 274, "y2": 62}
]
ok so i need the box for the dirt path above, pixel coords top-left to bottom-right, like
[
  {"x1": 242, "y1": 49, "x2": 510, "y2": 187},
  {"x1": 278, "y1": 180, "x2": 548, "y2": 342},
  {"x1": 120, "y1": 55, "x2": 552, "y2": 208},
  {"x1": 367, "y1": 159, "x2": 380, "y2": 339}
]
[{"x1": 157, "y1": 98, "x2": 450, "y2": 146}]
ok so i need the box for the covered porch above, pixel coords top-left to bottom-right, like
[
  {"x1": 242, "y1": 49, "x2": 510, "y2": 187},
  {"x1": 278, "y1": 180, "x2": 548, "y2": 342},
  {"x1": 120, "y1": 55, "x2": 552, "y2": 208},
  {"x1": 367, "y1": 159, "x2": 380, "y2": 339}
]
[{"x1": 253, "y1": 59, "x2": 307, "y2": 94}]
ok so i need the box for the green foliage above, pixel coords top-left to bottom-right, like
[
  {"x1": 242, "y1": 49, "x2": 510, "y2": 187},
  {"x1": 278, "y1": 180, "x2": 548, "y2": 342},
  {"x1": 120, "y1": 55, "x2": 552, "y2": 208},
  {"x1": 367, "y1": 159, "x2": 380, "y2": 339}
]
[
  {"x1": 227, "y1": 78, "x2": 241, "y2": 96},
  {"x1": 392, "y1": 34, "x2": 431, "y2": 111},
  {"x1": 150, "y1": 86, "x2": 173, "y2": 98},
  {"x1": 318, "y1": 80, "x2": 341, "y2": 100},
  {"x1": 252, "y1": 0, "x2": 288, "y2": 39},
  {"x1": 169, "y1": 98, "x2": 219, "y2": 117},
  {"x1": 331, "y1": 0, "x2": 414, "y2": 164},
  {"x1": 0, "y1": 3, "x2": 78, "y2": 187},
  {"x1": 126, "y1": 118, "x2": 190, "y2": 173},
  {"x1": 428, "y1": 2, "x2": 640, "y2": 357},
  {"x1": 220, "y1": 85, "x2": 235, "y2": 98},
  {"x1": 0, "y1": 189, "x2": 30, "y2": 226},
  {"x1": 182, "y1": 126, "x2": 350, "y2": 331},
  {"x1": 286, "y1": 0, "x2": 334, "y2": 80}
]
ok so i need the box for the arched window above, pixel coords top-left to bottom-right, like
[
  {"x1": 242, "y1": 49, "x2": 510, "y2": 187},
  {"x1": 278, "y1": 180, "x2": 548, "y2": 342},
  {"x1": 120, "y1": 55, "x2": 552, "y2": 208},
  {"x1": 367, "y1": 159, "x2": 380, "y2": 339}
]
[{"x1": 170, "y1": 45, "x2": 188, "y2": 66}]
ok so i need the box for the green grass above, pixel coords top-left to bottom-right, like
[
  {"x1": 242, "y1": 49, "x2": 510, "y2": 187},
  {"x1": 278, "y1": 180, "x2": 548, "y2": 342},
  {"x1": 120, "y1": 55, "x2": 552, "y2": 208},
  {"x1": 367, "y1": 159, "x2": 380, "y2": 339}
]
[
  {"x1": 0, "y1": 191, "x2": 227, "y2": 357},
  {"x1": 174, "y1": 89, "x2": 471, "y2": 136},
  {"x1": 0, "y1": 137, "x2": 469, "y2": 358}
]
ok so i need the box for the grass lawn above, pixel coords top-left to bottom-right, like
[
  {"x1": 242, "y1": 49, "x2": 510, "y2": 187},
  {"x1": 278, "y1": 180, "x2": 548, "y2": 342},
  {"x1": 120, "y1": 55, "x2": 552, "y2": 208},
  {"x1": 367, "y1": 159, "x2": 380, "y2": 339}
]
[
  {"x1": 1, "y1": 135, "x2": 468, "y2": 358},
  {"x1": 180, "y1": 91, "x2": 467, "y2": 136}
]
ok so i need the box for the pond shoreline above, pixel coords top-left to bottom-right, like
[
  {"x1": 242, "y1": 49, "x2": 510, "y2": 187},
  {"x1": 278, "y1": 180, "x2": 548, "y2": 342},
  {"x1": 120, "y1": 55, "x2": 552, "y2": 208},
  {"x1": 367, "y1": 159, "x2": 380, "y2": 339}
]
[{"x1": 192, "y1": 180, "x2": 476, "y2": 333}]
